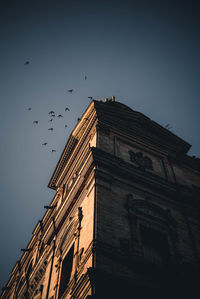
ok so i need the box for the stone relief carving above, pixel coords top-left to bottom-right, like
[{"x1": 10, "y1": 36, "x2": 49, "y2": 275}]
[{"x1": 128, "y1": 150, "x2": 153, "y2": 170}]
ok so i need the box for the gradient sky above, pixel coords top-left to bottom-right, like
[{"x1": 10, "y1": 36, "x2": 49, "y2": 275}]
[{"x1": 0, "y1": 0, "x2": 200, "y2": 288}]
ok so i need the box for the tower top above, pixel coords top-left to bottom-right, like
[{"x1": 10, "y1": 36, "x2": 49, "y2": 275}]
[{"x1": 48, "y1": 99, "x2": 191, "y2": 190}]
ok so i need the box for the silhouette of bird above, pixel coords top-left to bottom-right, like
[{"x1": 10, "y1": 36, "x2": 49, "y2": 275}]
[
  {"x1": 88, "y1": 97, "x2": 93, "y2": 100},
  {"x1": 42, "y1": 142, "x2": 48, "y2": 146},
  {"x1": 51, "y1": 150, "x2": 56, "y2": 153},
  {"x1": 57, "y1": 114, "x2": 63, "y2": 118},
  {"x1": 65, "y1": 125, "x2": 68, "y2": 128},
  {"x1": 21, "y1": 248, "x2": 32, "y2": 252},
  {"x1": 28, "y1": 107, "x2": 32, "y2": 111},
  {"x1": 85, "y1": 75, "x2": 87, "y2": 80},
  {"x1": 48, "y1": 128, "x2": 53, "y2": 131},
  {"x1": 44, "y1": 204, "x2": 56, "y2": 209},
  {"x1": 77, "y1": 118, "x2": 81, "y2": 121},
  {"x1": 24, "y1": 61, "x2": 30, "y2": 65},
  {"x1": 68, "y1": 89, "x2": 74, "y2": 93},
  {"x1": 65, "y1": 107, "x2": 70, "y2": 111},
  {"x1": 165, "y1": 123, "x2": 172, "y2": 129},
  {"x1": 33, "y1": 121, "x2": 38, "y2": 124}
]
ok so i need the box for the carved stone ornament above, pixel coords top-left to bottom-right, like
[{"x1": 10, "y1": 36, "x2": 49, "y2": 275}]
[
  {"x1": 78, "y1": 207, "x2": 83, "y2": 225},
  {"x1": 128, "y1": 150, "x2": 153, "y2": 170}
]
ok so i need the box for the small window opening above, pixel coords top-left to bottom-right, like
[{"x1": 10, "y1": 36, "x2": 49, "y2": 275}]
[
  {"x1": 58, "y1": 244, "x2": 74, "y2": 298},
  {"x1": 26, "y1": 260, "x2": 33, "y2": 279},
  {"x1": 141, "y1": 226, "x2": 170, "y2": 266}
]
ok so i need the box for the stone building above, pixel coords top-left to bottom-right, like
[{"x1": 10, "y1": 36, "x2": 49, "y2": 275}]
[{"x1": 1, "y1": 98, "x2": 200, "y2": 298}]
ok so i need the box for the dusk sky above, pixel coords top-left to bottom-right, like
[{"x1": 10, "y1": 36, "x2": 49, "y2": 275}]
[{"x1": 0, "y1": 0, "x2": 200, "y2": 288}]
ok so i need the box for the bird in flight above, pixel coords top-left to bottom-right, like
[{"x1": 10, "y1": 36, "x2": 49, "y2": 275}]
[
  {"x1": 21, "y1": 248, "x2": 32, "y2": 252},
  {"x1": 33, "y1": 121, "x2": 38, "y2": 124},
  {"x1": 77, "y1": 118, "x2": 81, "y2": 121},
  {"x1": 48, "y1": 128, "x2": 54, "y2": 131},
  {"x1": 65, "y1": 107, "x2": 70, "y2": 111},
  {"x1": 65, "y1": 125, "x2": 68, "y2": 128},
  {"x1": 68, "y1": 89, "x2": 74, "y2": 93},
  {"x1": 28, "y1": 107, "x2": 32, "y2": 111},
  {"x1": 57, "y1": 114, "x2": 63, "y2": 118},
  {"x1": 24, "y1": 61, "x2": 30, "y2": 65},
  {"x1": 88, "y1": 96, "x2": 93, "y2": 100},
  {"x1": 44, "y1": 204, "x2": 56, "y2": 209},
  {"x1": 51, "y1": 149, "x2": 56, "y2": 153},
  {"x1": 165, "y1": 123, "x2": 172, "y2": 129},
  {"x1": 42, "y1": 142, "x2": 48, "y2": 146}
]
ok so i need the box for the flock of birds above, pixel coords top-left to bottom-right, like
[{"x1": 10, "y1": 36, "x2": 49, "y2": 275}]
[
  {"x1": 25, "y1": 60, "x2": 93, "y2": 155},
  {"x1": 28, "y1": 106, "x2": 71, "y2": 153},
  {"x1": 1, "y1": 63, "x2": 94, "y2": 292},
  {"x1": 25, "y1": 60, "x2": 173, "y2": 155}
]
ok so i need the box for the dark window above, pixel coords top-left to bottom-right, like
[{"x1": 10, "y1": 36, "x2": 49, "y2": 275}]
[
  {"x1": 141, "y1": 226, "x2": 170, "y2": 266},
  {"x1": 59, "y1": 244, "x2": 74, "y2": 298},
  {"x1": 26, "y1": 260, "x2": 33, "y2": 279}
]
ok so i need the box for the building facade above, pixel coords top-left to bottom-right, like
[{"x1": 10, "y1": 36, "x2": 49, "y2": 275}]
[{"x1": 1, "y1": 99, "x2": 200, "y2": 298}]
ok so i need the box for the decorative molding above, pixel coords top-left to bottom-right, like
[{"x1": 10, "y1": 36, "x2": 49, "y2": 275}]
[
  {"x1": 125, "y1": 194, "x2": 176, "y2": 227},
  {"x1": 91, "y1": 147, "x2": 199, "y2": 210}
]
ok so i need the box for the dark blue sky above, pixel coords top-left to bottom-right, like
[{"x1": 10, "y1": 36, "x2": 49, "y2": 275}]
[{"x1": 0, "y1": 0, "x2": 200, "y2": 288}]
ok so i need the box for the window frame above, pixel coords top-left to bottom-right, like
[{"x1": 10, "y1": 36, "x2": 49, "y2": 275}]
[{"x1": 125, "y1": 194, "x2": 177, "y2": 264}]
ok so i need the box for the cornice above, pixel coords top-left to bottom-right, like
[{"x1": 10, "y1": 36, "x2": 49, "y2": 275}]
[
  {"x1": 93, "y1": 100, "x2": 191, "y2": 155},
  {"x1": 91, "y1": 147, "x2": 200, "y2": 210},
  {"x1": 48, "y1": 101, "x2": 97, "y2": 189},
  {"x1": 92, "y1": 147, "x2": 176, "y2": 192},
  {"x1": 48, "y1": 135, "x2": 78, "y2": 190},
  {"x1": 56, "y1": 133, "x2": 94, "y2": 189}
]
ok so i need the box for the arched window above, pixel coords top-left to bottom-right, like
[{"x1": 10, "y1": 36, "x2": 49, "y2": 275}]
[{"x1": 125, "y1": 194, "x2": 176, "y2": 266}]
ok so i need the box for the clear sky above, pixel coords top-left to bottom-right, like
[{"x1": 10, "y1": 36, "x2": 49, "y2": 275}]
[{"x1": 0, "y1": 0, "x2": 200, "y2": 288}]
